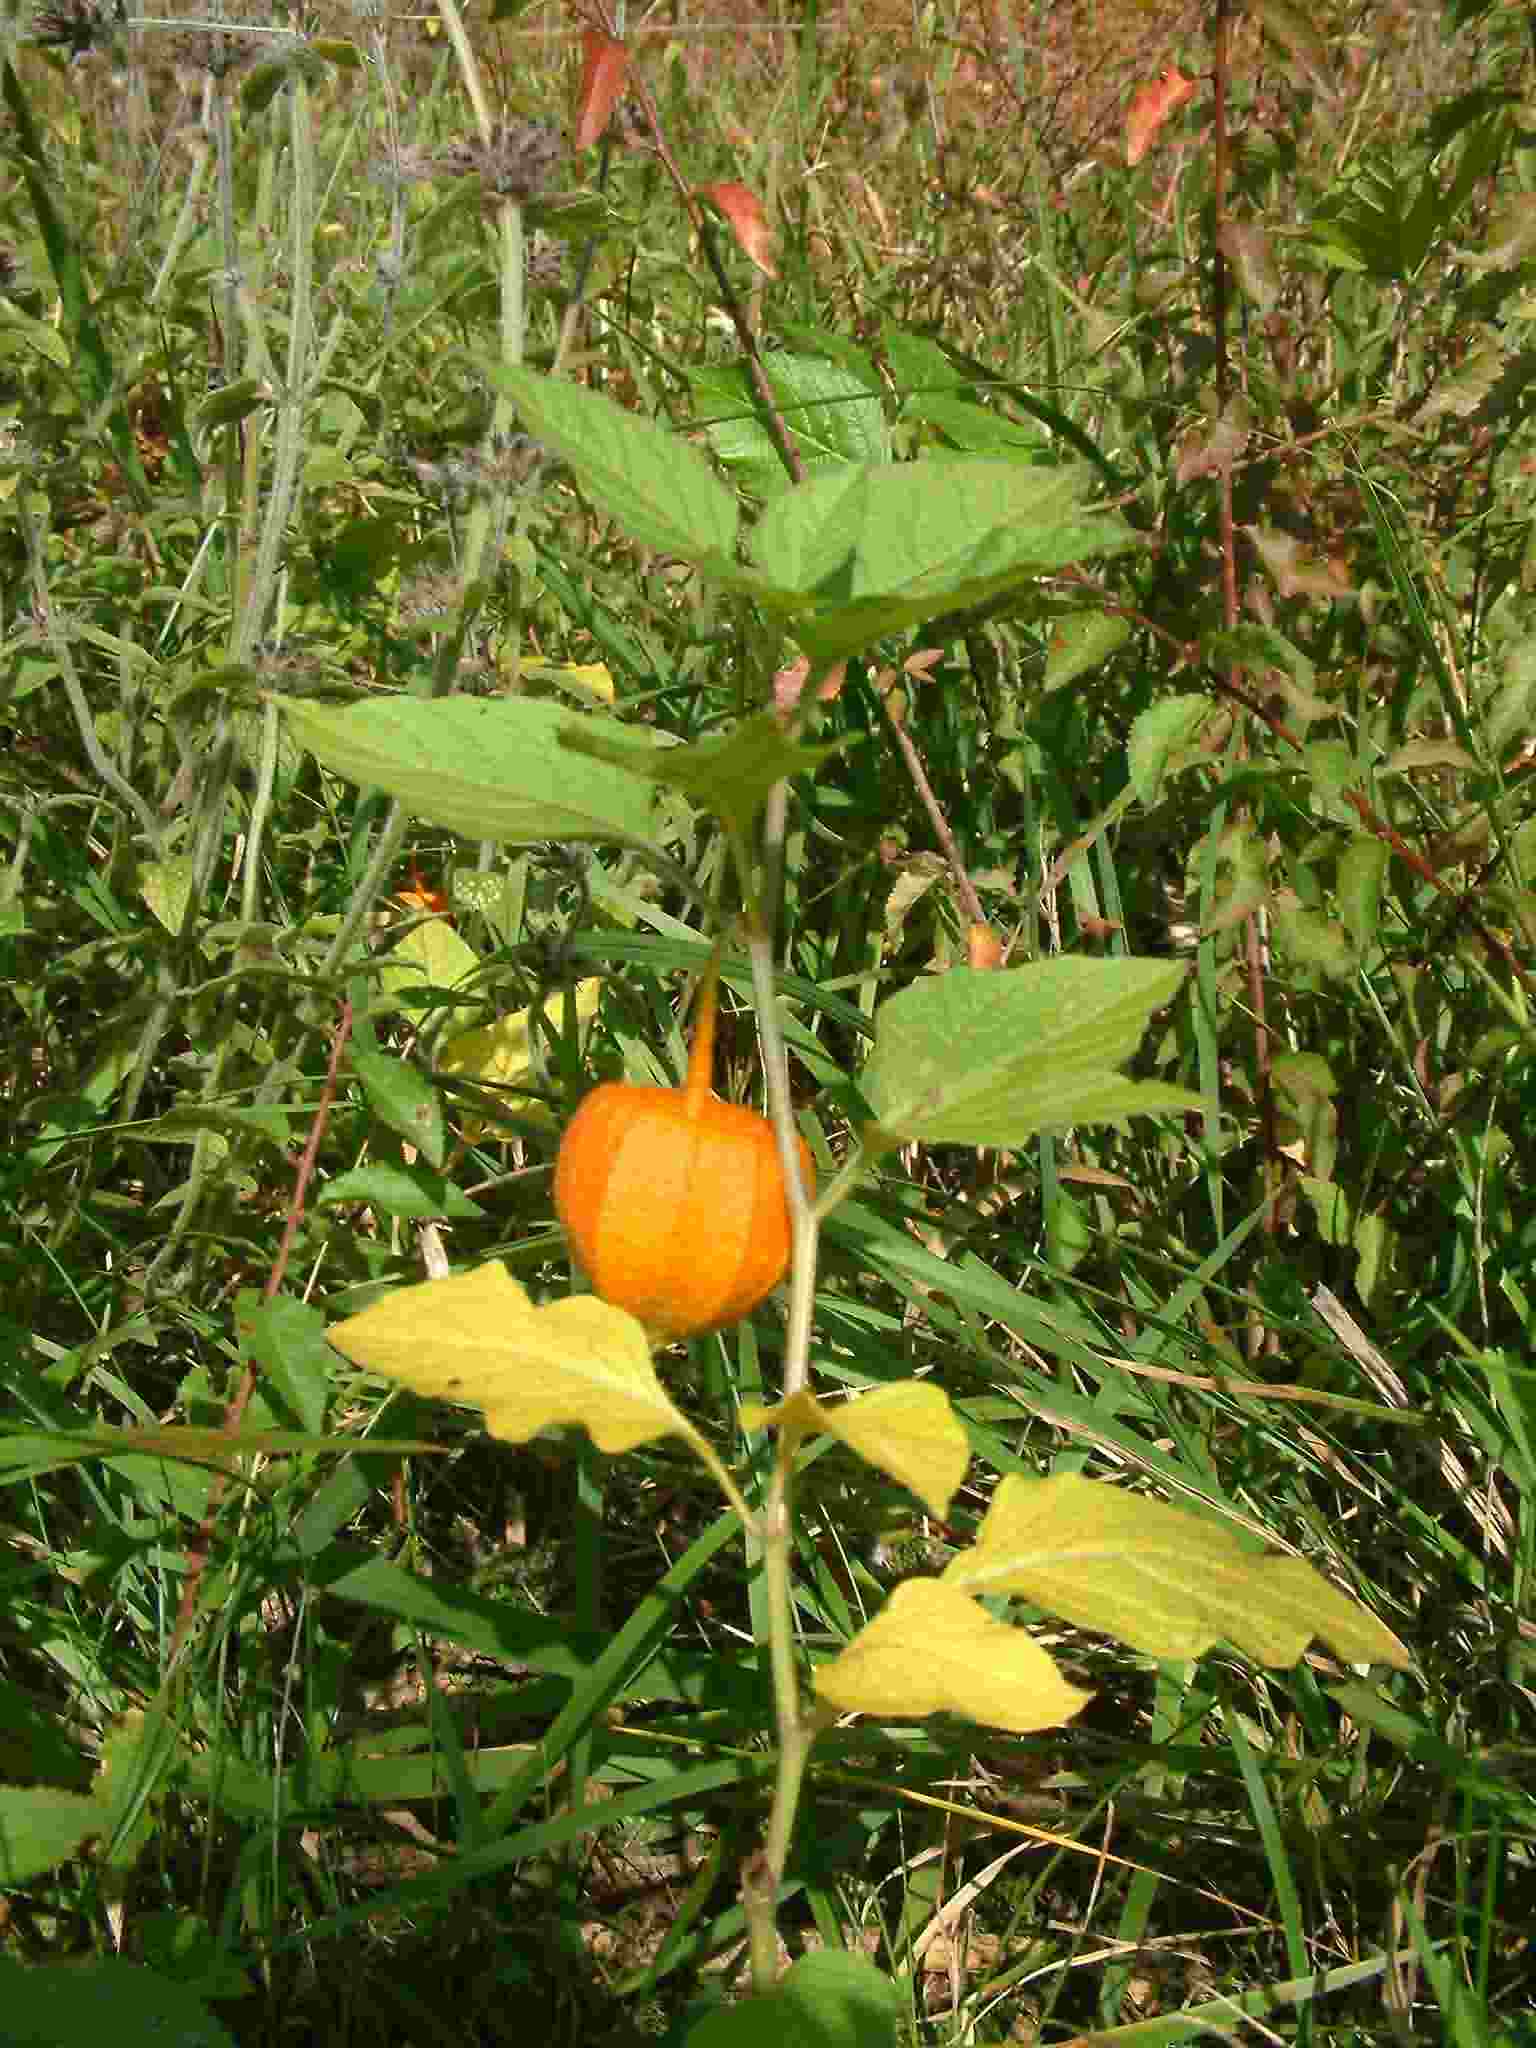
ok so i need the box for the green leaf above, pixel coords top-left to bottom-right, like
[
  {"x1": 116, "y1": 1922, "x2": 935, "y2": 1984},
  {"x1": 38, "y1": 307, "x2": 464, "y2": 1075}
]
[
  {"x1": 277, "y1": 695, "x2": 661, "y2": 845},
  {"x1": 1273, "y1": 901, "x2": 1354, "y2": 980},
  {"x1": 490, "y1": 362, "x2": 739, "y2": 561},
  {"x1": 1303, "y1": 738, "x2": 1358, "y2": 821},
  {"x1": 0, "y1": 1959, "x2": 236, "y2": 2048},
  {"x1": 328, "y1": 1261, "x2": 705, "y2": 1456},
  {"x1": 752, "y1": 460, "x2": 1131, "y2": 657},
  {"x1": 862, "y1": 960, "x2": 1200, "y2": 1146},
  {"x1": 195, "y1": 375, "x2": 273, "y2": 433},
  {"x1": 690, "y1": 351, "x2": 889, "y2": 496},
  {"x1": 141, "y1": 1105, "x2": 292, "y2": 1153},
  {"x1": 1204, "y1": 622, "x2": 1327, "y2": 717},
  {"x1": 242, "y1": 58, "x2": 297, "y2": 116},
  {"x1": 92, "y1": 1708, "x2": 176, "y2": 1871},
  {"x1": 1249, "y1": 0, "x2": 1332, "y2": 81},
  {"x1": 685, "y1": 1946, "x2": 905, "y2": 2047},
  {"x1": 907, "y1": 392, "x2": 1049, "y2": 461},
  {"x1": 234, "y1": 1291, "x2": 334, "y2": 1435},
  {"x1": 1, "y1": 60, "x2": 116, "y2": 413},
  {"x1": 0, "y1": 1424, "x2": 427, "y2": 1490},
  {"x1": 814, "y1": 1578, "x2": 1093, "y2": 1733},
  {"x1": 352, "y1": 1048, "x2": 447, "y2": 1168},
  {"x1": 564, "y1": 708, "x2": 838, "y2": 839},
  {"x1": 0, "y1": 1785, "x2": 104, "y2": 1884},
  {"x1": 1045, "y1": 608, "x2": 1132, "y2": 691},
  {"x1": 1126, "y1": 694, "x2": 1219, "y2": 806},
  {"x1": 0, "y1": 296, "x2": 71, "y2": 370},
  {"x1": 943, "y1": 1474, "x2": 1412, "y2": 1666},
  {"x1": 317, "y1": 1162, "x2": 485, "y2": 1219},
  {"x1": 1298, "y1": 1174, "x2": 1355, "y2": 1249},
  {"x1": 1338, "y1": 833, "x2": 1390, "y2": 953}
]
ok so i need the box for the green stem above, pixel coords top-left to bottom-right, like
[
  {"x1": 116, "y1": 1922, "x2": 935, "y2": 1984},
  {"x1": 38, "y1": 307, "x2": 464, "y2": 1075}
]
[{"x1": 732, "y1": 791, "x2": 830, "y2": 1988}]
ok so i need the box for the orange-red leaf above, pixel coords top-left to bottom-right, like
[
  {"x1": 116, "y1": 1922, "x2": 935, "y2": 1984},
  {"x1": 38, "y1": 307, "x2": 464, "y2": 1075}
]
[
  {"x1": 698, "y1": 181, "x2": 777, "y2": 277},
  {"x1": 1126, "y1": 65, "x2": 1197, "y2": 165},
  {"x1": 574, "y1": 29, "x2": 628, "y2": 151},
  {"x1": 967, "y1": 923, "x2": 1004, "y2": 971},
  {"x1": 395, "y1": 865, "x2": 452, "y2": 917}
]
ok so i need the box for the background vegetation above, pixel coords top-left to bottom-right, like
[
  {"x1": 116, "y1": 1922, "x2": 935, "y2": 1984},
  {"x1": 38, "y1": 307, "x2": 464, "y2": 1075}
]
[{"x1": 1, "y1": 0, "x2": 1533, "y2": 2041}]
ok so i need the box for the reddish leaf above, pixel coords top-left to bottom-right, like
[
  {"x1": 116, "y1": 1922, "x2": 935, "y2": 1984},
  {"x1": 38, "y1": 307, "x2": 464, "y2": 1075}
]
[
  {"x1": 697, "y1": 181, "x2": 777, "y2": 276},
  {"x1": 396, "y1": 865, "x2": 452, "y2": 917},
  {"x1": 574, "y1": 29, "x2": 627, "y2": 152},
  {"x1": 773, "y1": 655, "x2": 845, "y2": 716},
  {"x1": 1126, "y1": 65, "x2": 1197, "y2": 165},
  {"x1": 967, "y1": 923, "x2": 1004, "y2": 971}
]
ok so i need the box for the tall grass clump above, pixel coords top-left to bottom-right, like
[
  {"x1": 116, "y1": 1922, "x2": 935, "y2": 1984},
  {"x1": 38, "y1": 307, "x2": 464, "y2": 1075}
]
[{"x1": 1, "y1": 0, "x2": 1532, "y2": 2042}]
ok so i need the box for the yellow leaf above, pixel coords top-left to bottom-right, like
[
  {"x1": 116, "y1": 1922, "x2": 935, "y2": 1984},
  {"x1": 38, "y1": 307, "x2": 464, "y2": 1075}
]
[
  {"x1": 518, "y1": 659, "x2": 617, "y2": 706},
  {"x1": 815, "y1": 1579, "x2": 1092, "y2": 1734},
  {"x1": 945, "y1": 1474, "x2": 1412, "y2": 1668},
  {"x1": 438, "y1": 978, "x2": 603, "y2": 1133},
  {"x1": 377, "y1": 915, "x2": 483, "y2": 1034},
  {"x1": 743, "y1": 1383, "x2": 968, "y2": 1520},
  {"x1": 328, "y1": 1261, "x2": 699, "y2": 1455}
]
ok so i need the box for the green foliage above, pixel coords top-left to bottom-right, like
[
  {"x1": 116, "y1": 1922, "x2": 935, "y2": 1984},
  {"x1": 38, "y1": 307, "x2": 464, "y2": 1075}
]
[
  {"x1": 683, "y1": 1951, "x2": 902, "y2": 2048},
  {"x1": 0, "y1": 1958, "x2": 235, "y2": 2047},
  {"x1": 3, "y1": 2, "x2": 1535, "y2": 2043}
]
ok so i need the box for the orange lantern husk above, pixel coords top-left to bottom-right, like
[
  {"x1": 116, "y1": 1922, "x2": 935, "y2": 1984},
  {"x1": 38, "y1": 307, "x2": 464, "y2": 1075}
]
[{"x1": 554, "y1": 959, "x2": 813, "y2": 1341}]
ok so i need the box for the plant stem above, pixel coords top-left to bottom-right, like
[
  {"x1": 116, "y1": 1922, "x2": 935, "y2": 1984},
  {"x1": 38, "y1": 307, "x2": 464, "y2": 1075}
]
[{"x1": 735, "y1": 793, "x2": 828, "y2": 1987}]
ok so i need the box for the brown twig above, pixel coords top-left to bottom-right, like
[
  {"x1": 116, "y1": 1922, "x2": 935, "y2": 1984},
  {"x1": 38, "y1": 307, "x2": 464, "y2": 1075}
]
[
  {"x1": 586, "y1": 1, "x2": 804, "y2": 487},
  {"x1": 878, "y1": 678, "x2": 988, "y2": 931}
]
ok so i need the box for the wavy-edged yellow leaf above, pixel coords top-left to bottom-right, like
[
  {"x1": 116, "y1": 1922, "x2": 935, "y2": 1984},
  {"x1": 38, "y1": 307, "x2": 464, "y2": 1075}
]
[
  {"x1": 742, "y1": 1383, "x2": 968, "y2": 1519},
  {"x1": 328, "y1": 1261, "x2": 697, "y2": 1455},
  {"x1": 945, "y1": 1474, "x2": 1411, "y2": 1668},
  {"x1": 815, "y1": 1579, "x2": 1092, "y2": 1734},
  {"x1": 438, "y1": 978, "x2": 603, "y2": 1134}
]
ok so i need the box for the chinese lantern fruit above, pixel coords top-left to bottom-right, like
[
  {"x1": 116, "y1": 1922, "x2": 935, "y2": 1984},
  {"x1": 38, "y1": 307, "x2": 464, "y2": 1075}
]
[{"x1": 554, "y1": 964, "x2": 813, "y2": 1342}]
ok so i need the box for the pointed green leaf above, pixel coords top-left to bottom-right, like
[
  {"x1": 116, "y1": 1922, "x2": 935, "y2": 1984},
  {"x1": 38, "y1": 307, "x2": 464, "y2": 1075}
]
[
  {"x1": 1273, "y1": 901, "x2": 1354, "y2": 980},
  {"x1": 1127, "y1": 694, "x2": 1218, "y2": 806},
  {"x1": 235, "y1": 1290, "x2": 333, "y2": 1435},
  {"x1": 1338, "y1": 833, "x2": 1390, "y2": 953},
  {"x1": 491, "y1": 362, "x2": 739, "y2": 561},
  {"x1": 815, "y1": 1578, "x2": 1094, "y2": 1733},
  {"x1": 944, "y1": 1474, "x2": 1412, "y2": 1666},
  {"x1": 752, "y1": 459, "x2": 1131, "y2": 629},
  {"x1": 328, "y1": 1261, "x2": 701, "y2": 1455},
  {"x1": 278, "y1": 695, "x2": 661, "y2": 845},
  {"x1": 862, "y1": 960, "x2": 1200, "y2": 1146},
  {"x1": 1045, "y1": 608, "x2": 1132, "y2": 691},
  {"x1": 564, "y1": 708, "x2": 838, "y2": 838},
  {"x1": 690, "y1": 351, "x2": 889, "y2": 498},
  {"x1": 317, "y1": 1160, "x2": 484, "y2": 1219},
  {"x1": 352, "y1": 1049, "x2": 447, "y2": 1168}
]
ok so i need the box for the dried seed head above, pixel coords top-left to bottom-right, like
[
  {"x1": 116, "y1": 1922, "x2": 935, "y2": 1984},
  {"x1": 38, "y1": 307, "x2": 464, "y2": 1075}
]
[
  {"x1": 31, "y1": 0, "x2": 122, "y2": 57},
  {"x1": 436, "y1": 120, "x2": 563, "y2": 204},
  {"x1": 526, "y1": 233, "x2": 566, "y2": 293}
]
